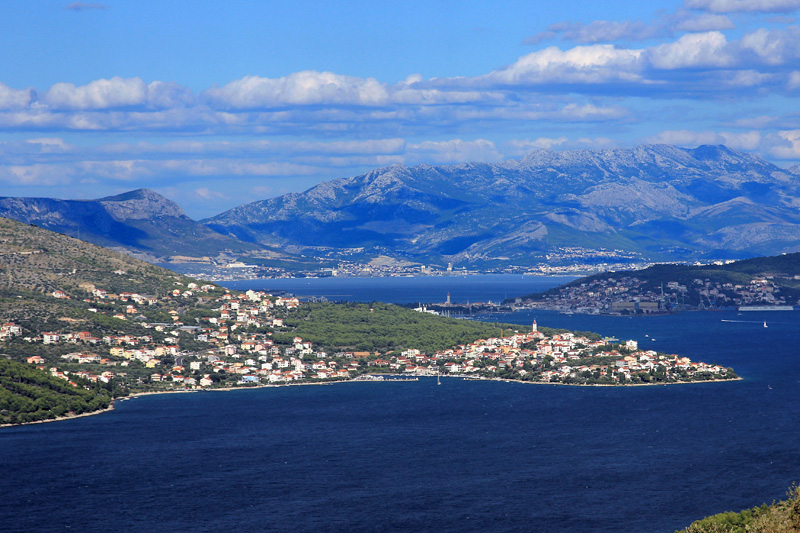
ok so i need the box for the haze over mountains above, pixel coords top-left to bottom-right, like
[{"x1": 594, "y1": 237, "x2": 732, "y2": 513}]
[
  {"x1": 204, "y1": 144, "x2": 800, "y2": 264},
  {"x1": 0, "y1": 189, "x2": 259, "y2": 261},
  {"x1": 3, "y1": 144, "x2": 800, "y2": 268}
]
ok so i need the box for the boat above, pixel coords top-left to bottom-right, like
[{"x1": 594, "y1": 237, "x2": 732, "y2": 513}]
[{"x1": 764, "y1": 320, "x2": 768, "y2": 328}]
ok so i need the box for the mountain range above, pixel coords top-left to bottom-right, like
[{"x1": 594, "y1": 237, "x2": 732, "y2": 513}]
[
  {"x1": 0, "y1": 188, "x2": 259, "y2": 261},
  {"x1": 204, "y1": 144, "x2": 800, "y2": 265},
  {"x1": 3, "y1": 144, "x2": 800, "y2": 267}
]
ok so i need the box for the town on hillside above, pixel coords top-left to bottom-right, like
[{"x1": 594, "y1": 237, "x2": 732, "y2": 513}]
[{"x1": 1, "y1": 281, "x2": 736, "y2": 391}]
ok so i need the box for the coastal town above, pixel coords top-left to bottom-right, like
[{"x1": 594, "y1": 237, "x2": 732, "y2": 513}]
[
  {"x1": 171, "y1": 246, "x2": 647, "y2": 282},
  {"x1": 1, "y1": 280, "x2": 736, "y2": 390}
]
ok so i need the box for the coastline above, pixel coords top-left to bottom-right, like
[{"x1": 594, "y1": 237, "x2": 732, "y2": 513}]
[
  {"x1": 0, "y1": 403, "x2": 116, "y2": 429},
  {"x1": 483, "y1": 375, "x2": 743, "y2": 387},
  {"x1": 1, "y1": 374, "x2": 742, "y2": 429}
]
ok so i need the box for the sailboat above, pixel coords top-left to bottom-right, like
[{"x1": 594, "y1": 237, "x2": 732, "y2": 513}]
[
  {"x1": 437, "y1": 371, "x2": 441, "y2": 385},
  {"x1": 764, "y1": 320, "x2": 768, "y2": 328}
]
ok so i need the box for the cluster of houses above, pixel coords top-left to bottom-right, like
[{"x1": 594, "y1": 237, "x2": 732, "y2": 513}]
[
  {"x1": 7, "y1": 283, "x2": 366, "y2": 388},
  {"x1": 388, "y1": 321, "x2": 732, "y2": 384},
  {"x1": 3, "y1": 279, "x2": 735, "y2": 390}
]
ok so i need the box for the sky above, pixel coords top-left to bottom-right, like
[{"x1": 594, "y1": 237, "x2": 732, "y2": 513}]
[{"x1": 2, "y1": 0, "x2": 800, "y2": 218}]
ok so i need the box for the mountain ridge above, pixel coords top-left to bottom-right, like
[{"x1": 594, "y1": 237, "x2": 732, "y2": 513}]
[
  {"x1": 203, "y1": 144, "x2": 800, "y2": 264},
  {"x1": 0, "y1": 188, "x2": 260, "y2": 260},
  {"x1": 2, "y1": 144, "x2": 799, "y2": 268}
]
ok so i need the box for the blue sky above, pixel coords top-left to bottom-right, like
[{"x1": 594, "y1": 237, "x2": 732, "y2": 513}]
[{"x1": 2, "y1": 0, "x2": 800, "y2": 218}]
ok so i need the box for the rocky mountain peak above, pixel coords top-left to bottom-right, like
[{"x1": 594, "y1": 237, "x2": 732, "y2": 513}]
[{"x1": 99, "y1": 188, "x2": 186, "y2": 220}]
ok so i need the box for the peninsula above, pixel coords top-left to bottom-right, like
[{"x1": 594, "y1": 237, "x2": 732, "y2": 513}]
[
  {"x1": 513, "y1": 252, "x2": 800, "y2": 315},
  {"x1": 0, "y1": 217, "x2": 736, "y2": 425}
]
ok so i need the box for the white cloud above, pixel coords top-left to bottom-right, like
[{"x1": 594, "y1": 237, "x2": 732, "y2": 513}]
[
  {"x1": 146, "y1": 81, "x2": 194, "y2": 109},
  {"x1": 65, "y1": 2, "x2": 107, "y2": 11},
  {"x1": 644, "y1": 129, "x2": 762, "y2": 150},
  {"x1": 24, "y1": 137, "x2": 71, "y2": 153},
  {"x1": 1, "y1": 22, "x2": 800, "y2": 142},
  {"x1": 0, "y1": 83, "x2": 35, "y2": 110},
  {"x1": 204, "y1": 71, "x2": 389, "y2": 109},
  {"x1": 43, "y1": 77, "x2": 148, "y2": 110},
  {"x1": 739, "y1": 26, "x2": 800, "y2": 65},
  {"x1": 685, "y1": 0, "x2": 800, "y2": 13},
  {"x1": 647, "y1": 31, "x2": 734, "y2": 69},
  {"x1": 0, "y1": 164, "x2": 76, "y2": 186},
  {"x1": 482, "y1": 45, "x2": 646, "y2": 85},
  {"x1": 193, "y1": 187, "x2": 227, "y2": 200},
  {"x1": 673, "y1": 13, "x2": 735, "y2": 31},
  {"x1": 788, "y1": 71, "x2": 800, "y2": 89},
  {"x1": 506, "y1": 136, "x2": 616, "y2": 156},
  {"x1": 405, "y1": 139, "x2": 502, "y2": 164},
  {"x1": 507, "y1": 137, "x2": 569, "y2": 154},
  {"x1": 770, "y1": 130, "x2": 800, "y2": 158},
  {"x1": 524, "y1": 10, "x2": 734, "y2": 45},
  {"x1": 542, "y1": 20, "x2": 660, "y2": 43}
]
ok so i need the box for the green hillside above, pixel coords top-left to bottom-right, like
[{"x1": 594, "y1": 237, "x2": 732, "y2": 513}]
[
  {"x1": 274, "y1": 301, "x2": 525, "y2": 353},
  {"x1": 0, "y1": 358, "x2": 112, "y2": 425}
]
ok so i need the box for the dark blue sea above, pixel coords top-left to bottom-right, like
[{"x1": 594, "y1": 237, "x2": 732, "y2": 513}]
[
  {"x1": 224, "y1": 274, "x2": 577, "y2": 304},
  {"x1": 2, "y1": 276, "x2": 800, "y2": 532}
]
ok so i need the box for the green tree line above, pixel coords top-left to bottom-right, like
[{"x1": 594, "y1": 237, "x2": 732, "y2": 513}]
[
  {"x1": 273, "y1": 302, "x2": 523, "y2": 353},
  {"x1": 0, "y1": 358, "x2": 111, "y2": 425}
]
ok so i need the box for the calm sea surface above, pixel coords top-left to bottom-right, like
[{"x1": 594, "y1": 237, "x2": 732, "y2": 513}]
[
  {"x1": 223, "y1": 274, "x2": 578, "y2": 304},
  {"x1": 2, "y1": 276, "x2": 799, "y2": 532}
]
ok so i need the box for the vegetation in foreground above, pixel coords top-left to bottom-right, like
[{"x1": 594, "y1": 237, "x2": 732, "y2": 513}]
[
  {"x1": 678, "y1": 485, "x2": 800, "y2": 533},
  {"x1": 0, "y1": 358, "x2": 112, "y2": 425}
]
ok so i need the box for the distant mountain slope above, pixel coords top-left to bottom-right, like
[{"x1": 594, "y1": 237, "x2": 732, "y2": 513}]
[
  {"x1": 204, "y1": 144, "x2": 800, "y2": 263},
  {"x1": 0, "y1": 189, "x2": 260, "y2": 260}
]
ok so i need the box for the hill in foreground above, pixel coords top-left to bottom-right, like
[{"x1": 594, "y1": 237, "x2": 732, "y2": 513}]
[
  {"x1": 678, "y1": 485, "x2": 800, "y2": 532},
  {"x1": 0, "y1": 216, "x2": 219, "y2": 328}
]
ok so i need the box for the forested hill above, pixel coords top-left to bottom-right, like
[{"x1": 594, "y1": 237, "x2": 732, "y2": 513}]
[
  {"x1": 0, "y1": 358, "x2": 112, "y2": 425},
  {"x1": 272, "y1": 301, "x2": 561, "y2": 354}
]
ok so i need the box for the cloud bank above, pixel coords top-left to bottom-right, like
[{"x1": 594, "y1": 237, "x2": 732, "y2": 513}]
[{"x1": 3, "y1": 5, "x2": 800, "y2": 217}]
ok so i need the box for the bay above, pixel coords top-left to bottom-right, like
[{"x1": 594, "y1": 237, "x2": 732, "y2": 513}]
[
  {"x1": 2, "y1": 276, "x2": 799, "y2": 532},
  {"x1": 223, "y1": 274, "x2": 578, "y2": 304}
]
